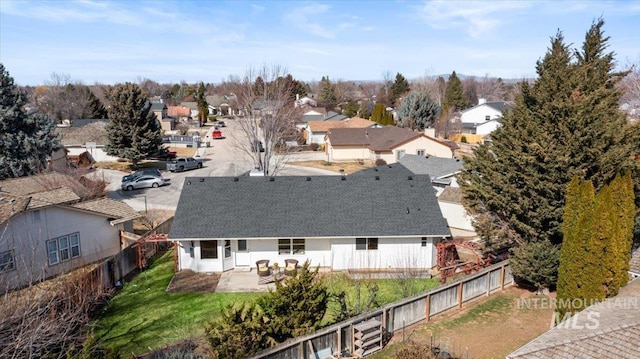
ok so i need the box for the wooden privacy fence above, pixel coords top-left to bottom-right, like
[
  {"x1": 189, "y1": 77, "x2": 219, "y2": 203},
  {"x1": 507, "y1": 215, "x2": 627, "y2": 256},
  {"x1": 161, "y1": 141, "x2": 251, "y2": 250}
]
[
  {"x1": 79, "y1": 217, "x2": 174, "y2": 292},
  {"x1": 250, "y1": 260, "x2": 513, "y2": 359}
]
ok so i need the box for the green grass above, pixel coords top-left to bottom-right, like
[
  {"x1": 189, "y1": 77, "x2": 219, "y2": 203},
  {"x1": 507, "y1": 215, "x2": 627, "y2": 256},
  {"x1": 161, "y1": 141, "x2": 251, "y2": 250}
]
[
  {"x1": 91, "y1": 251, "x2": 255, "y2": 355},
  {"x1": 92, "y1": 252, "x2": 440, "y2": 355}
]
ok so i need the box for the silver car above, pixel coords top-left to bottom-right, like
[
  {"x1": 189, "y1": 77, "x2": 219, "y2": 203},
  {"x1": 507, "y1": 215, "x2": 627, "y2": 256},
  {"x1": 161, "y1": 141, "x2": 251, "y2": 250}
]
[{"x1": 121, "y1": 175, "x2": 167, "y2": 191}]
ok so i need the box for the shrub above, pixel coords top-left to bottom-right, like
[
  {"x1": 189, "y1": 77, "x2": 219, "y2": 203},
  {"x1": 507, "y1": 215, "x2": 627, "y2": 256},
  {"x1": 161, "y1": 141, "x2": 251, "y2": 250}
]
[
  {"x1": 375, "y1": 159, "x2": 387, "y2": 166},
  {"x1": 461, "y1": 135, "x2": 468, "y2": 143},
  {"x1": 318, "y1": 144, "x2": 325, "y2": 152},
  {"x1": 309, "y1": 143, "x2": 319, "y2": 151}
]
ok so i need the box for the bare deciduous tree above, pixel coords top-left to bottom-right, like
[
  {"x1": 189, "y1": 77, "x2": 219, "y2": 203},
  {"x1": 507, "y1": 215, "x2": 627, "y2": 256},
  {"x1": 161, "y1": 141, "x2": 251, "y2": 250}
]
[
  {"x1": 231, "y1": 65, "x2": 299, "y2": 176},
  {"x1": 619, "y1": 61, "x2": 640, "y2": 117}
]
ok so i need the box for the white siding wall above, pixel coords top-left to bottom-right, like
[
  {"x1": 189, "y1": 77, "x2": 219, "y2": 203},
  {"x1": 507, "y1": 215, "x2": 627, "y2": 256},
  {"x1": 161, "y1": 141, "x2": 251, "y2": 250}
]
[
  {"x1": 437, "y1": 201, "x2": 476, "y2": 236},
  {"x1": 309, "y1": 131, "x2": 327, "y2": 145},
  {"x1": 460, "y1": 106, "x2": 502, "y2": 124},
  {"x1": 1, "y1": 207, "x2": 122, "y2": 291},
  {"x1": 331, "y1": 237, "x2": 437, "y2": 270},
  {"x1": 66, "y1": 147, "x2": 119, "y2": 162},
  {"x1": 328, "y1": 146, "x2": 370, "y2": 161},
  {"x1": 475, "y1": 121, "x2": 501, "y2": 135}
]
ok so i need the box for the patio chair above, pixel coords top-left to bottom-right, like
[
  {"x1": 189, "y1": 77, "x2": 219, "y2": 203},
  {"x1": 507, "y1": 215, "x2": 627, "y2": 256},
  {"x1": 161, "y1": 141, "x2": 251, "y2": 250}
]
[
  {"x1": 284, "y1": 259, "x2": 298, "y2": 276},
  {"x1": 256, "y1": 260, "x2": 271, "y2": 277}
]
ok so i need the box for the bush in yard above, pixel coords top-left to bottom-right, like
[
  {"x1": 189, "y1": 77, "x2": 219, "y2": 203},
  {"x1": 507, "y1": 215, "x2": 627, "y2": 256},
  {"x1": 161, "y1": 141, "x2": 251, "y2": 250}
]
[
  {"x1": 309, "y1": 143, "x2": 319, "y2": 151},
  {"x1": 375, "y1": 159, "x2": 387, "y2": 166}
]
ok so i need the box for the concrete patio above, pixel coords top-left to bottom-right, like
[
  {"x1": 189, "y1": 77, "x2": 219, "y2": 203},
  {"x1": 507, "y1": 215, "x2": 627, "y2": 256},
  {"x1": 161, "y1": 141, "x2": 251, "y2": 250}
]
[{"x1": 215, "y1": 268, "x2": 280, "y2": 293}]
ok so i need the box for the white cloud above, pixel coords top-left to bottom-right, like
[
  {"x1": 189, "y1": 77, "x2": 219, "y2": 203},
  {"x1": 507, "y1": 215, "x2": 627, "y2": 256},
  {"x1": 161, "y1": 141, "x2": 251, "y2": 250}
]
[
  {"x1": 284, "y1": 3, "x2": 334, "y2": 38},
  {"x1": 416, "y1": 0, "x2": 533, "y2": 37}
]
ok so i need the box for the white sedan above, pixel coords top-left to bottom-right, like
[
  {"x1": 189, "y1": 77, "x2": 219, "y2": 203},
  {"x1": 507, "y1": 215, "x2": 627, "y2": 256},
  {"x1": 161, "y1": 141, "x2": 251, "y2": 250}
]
[{"x1": 121, "y1": 175, "x2": 168, "y2": 191}]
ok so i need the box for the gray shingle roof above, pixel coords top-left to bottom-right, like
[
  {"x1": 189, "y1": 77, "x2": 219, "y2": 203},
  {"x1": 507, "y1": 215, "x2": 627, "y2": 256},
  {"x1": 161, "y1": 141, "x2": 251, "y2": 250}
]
[
  {"x1": 507, "y1": 278, "x2": 640, "y2": 359},
  {"x1": 169, "y1": 174, "x2": 451, "y2": 239},
  {"x1": 56, "y1": 120, "x2": 109, "y2": 146},
  {"x1": 399, "y1": 155, "x2": 464, "y2": 179}
]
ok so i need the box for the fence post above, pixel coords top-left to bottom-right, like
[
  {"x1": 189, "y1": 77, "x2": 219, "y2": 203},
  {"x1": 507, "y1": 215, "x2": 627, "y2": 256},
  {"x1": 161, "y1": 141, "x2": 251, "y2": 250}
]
[
  {"x1": 500, "y1": 264, "x2": 506, "y2": 291},
  {"x1": 425, "y1": 294, "x2": 431, "y2": 323},
  {"x1": 337, "y1": 327, "x2": 341, "y2": 357},
  {"x1": 486, "y1": 272, "x2": 491, "y2": 296},
  {"x1": 457, "y1": 282, "x2": 463, "y2": 309}
]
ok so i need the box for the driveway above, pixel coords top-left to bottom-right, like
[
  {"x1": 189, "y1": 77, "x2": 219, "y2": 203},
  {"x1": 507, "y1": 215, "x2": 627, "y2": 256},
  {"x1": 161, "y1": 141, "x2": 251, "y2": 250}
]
[{"x1": 103, "y1": 119, "x2": 334, "y2": 212}]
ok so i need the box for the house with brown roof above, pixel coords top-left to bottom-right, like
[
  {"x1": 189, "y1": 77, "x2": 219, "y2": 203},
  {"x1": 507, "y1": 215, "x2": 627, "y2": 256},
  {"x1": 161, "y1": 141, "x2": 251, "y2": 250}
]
[
  {"x1": 167, "y1": 105, "x2": 191, "y2": 121},
  {"x1": 325, "y1": 126, "x2": 456, "y2": 163},
  {"x1": 55, "y1": 119, "x2": 119, "y2": 163},
  {"x1": 306, "y1": 117, "x2": 380, "y2": 145},
  {"x1": 150, "y1": 101, "x2": 175, "y2": 131},
  {"x1": 0, "y1": 173, "x2": 141, "y2": 291}
]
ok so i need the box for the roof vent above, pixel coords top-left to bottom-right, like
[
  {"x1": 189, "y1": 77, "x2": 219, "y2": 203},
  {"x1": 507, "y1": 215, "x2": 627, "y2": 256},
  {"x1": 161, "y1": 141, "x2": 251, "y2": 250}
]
[
  {"x1": 341, "y1": 176, "x2": 346, "y2": 181},
  {"x1": 375, "y1": 176, "x2": 380, "y2": 180},
  {"x1": 233, "y1": 177, "x2": 239, "y2": 182},
  {"x1": 374, "y1": 168, "x2": 378, "y2": 172},
  {"x1": 406, "y1": 207, "x2": 410, "y2": 214},
  {"x1": 269, "y1": 177, "x2": 275, "y2": 181},
  {"x1": 306, "y1": 177, "x2": 311, "y2": 181},
  {"x1": 186, "y1": 180, "x2": 191, "y2": 185},
  {"x1": 9, "y1": 198, "x2": 15, "y2": 204},
  {"x1": 408, "y1": 176, "x2": 413, "y2": 180},
  {"x1": 0, "y1": 197, "x2": 4, "y2": 202},
  {"x1": 199, "y1": 178, "x2": 205, "y2": 182}
]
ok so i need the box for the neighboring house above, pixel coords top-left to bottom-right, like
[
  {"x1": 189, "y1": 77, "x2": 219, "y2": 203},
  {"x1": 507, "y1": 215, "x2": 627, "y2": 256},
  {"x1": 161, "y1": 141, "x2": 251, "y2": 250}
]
[
  {"x1": 180, "y1": 102, "x2": 199, "y2": 119},
  {"x1": 150, "y1": 101, "x2": 174, "y2": 131},
  {"x1": 306, "y1": 117, "x2": 379, "y2": 145},
  {"x1": 326, "y1": 126, "x2": 456, "y2": 163},
  {"x1": 296, "y1": 110, "x2": 347, "y2": 129},
  {"x1": 168, "y1": 174, "x2": 451, "y2": 273},
  {"x1": 55, "y1": 119, "x2": 119, "y2": 162},
  {"x1": 507, "y1": 277, "x2": 640, "y2": 359},
  {"x1": 206, "y1": 94, "x2": 239, "y2": 116},
  {"x1": 459, "y1": 98, "x2": 509, "y2": 135},
  {"x1": 294, "y1": 94, "x2": 317, "y2": 108},
  {"x1": 0, "y1": 173, "x2": 141, "y2": 291},
  {"x1": 352, "y1": 156, "x2": 475, "y2": 239},
  {"x1": 168, "y1": 105, "x2": 191, "y2": 121}
]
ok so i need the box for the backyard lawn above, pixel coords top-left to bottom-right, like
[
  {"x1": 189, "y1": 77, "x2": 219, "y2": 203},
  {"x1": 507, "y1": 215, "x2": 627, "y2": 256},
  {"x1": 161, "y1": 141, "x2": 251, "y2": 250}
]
[{"x1": 92, "y1": 250, "x2": 440, "y2": 356}]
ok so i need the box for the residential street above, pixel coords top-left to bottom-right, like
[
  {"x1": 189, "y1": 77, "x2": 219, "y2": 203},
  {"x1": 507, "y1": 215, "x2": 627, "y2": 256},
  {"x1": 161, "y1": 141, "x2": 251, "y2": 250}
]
[{"x1": 102, "y1": 119, "x2": 334, "y2": 212}]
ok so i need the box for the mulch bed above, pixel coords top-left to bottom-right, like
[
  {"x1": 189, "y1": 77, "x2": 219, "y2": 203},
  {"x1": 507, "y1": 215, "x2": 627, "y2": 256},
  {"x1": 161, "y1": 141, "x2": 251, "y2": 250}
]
[{"x1": 166, "y1": 269, "x2": 220, "y2": 293}]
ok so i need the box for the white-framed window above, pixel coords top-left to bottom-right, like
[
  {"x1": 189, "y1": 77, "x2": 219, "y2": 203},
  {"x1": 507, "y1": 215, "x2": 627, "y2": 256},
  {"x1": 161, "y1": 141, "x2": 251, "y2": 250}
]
[
  {"x1": 485, "y1": 115, "x2": 491, "y2": 121},
  {"x1": 278, "y1": 239, "x2": 305, "y2": 255},
  {"x1": 238, "y1": 240, "x2": 248, "y2": 252},
  {"x1": 416, "y1": 149, "x2": 425, "y2": 156},
  {"x1": 47, "y1": 232, "x2": 81, "y2": 266},
  {"x1": 396, "y1": 150, "x2": 406, "y2": 161},
  {"x1": 421, "y1": 237, "x2": 428, "y2": 247},
  {"x1": 0, "y1": 250, "x2": 16, "y2": 272},
  {"x1": 201, "y1": 240, "x2": 218, "y2": 259},
  {"x1": 32, "y1": 210, "x2": 41, "y2": 222},
  {"x1": 224, "y1": 240, "x2": 231, "y2": 258},
  {"x1": 189, "y1": 241, "x2": 194, "y2": 258},
  {"x1": 356, "y1": 238, "x2": 378, "y2": 250}
]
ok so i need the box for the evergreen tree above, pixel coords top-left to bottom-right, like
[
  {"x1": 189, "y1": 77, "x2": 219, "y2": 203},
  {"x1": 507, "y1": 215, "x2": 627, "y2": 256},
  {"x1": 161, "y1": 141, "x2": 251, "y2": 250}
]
[
  {"x1": 343, "y1": 101, "x2": 359, "y2": 118},
  {"x1": 371, "y1": 103, "x2": 392, "y2": 126},
  {"x1": 105, "y1": 83, "x2": 164, "y2": 169},
  {"x1": 252, "y1": 76, "x2": 265, "y2": 97},
  {"x1": 391, "y1": 72, "x2": 410, "y2": 105},
  {"x1": 0, "y1": 63, "x2": 61, "y2": 179},
  {"x1": 318, "y1": 76, "x2": 337, "y2": 109},
  {"x1": 195, "y1": 81, "x2": 209, "y2": 126},
  {"x1": 87, "y1": 88, "x2": 107, "y2": 119},
  {"x1": 259, "y1": 261, "x2": 328, "y2": 342},
  {"x1": 606, "y1": 172, "x2": 635, "y2": 295},
  {"x1": 557, "y1": 177, "x2": 604, "y2": 315},
  {"x1": 509, "y1": 239, "x2": 559, "y2": 293},
  {"x1": 397, "y1": 92, "x2": 440, "y2": 130},
  {"x1": 443, "y1": 71, "x2": 466, "y2": 112},
  {"x1": 460, "y1": 21, "x2": 640, "y2": 251}
]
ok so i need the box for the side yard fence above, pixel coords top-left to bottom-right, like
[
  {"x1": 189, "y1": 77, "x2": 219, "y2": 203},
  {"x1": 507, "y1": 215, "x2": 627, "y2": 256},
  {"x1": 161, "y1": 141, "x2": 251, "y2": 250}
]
[
  {"x1": 250, "y1": 260, "x2": 513, "y2": 359},
  {"x1": 80, "y1": 217, "x2": 174, "y2": 292}
]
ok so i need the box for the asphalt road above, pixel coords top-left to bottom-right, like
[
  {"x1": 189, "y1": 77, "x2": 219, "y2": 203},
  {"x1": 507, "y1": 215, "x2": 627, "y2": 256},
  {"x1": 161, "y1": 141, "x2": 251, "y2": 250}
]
[{"x1": 103, "y1": 119, "x2": 334, "y2": 212}]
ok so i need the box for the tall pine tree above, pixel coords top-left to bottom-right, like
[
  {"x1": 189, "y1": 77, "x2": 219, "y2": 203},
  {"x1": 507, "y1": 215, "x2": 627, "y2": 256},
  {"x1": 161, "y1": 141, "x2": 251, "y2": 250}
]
[
  {"x1": 460, "y1": 20, "x2": 640, "y2": 250},
  {"x1": 391, "y1": 72, "x2": 410, "y2": 105},
  {"x1": 318, "y1": 76, "x2": 337, "y2": 109},
  {"x1": 0, "y1": 63, "x2": 61, "y2": 179},
  {"x1": 105, "y1": 83, "x2": 164, "y2": 169},
  {"x1": 195, "y1": 81, "x2": 209, "y2": 126},
  {"x1": 443, "y1": 71, "x2": 466, "y2": 112},
  {"x1": 606, "y1": 172, "x2": 635, "y2": 295}
]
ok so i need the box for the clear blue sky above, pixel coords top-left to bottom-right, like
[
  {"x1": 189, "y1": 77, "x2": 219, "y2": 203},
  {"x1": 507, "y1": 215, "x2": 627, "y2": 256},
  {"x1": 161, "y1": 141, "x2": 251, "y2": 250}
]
[{"x1": 1, "y1": 0, "x2": 639, "y2": 86}]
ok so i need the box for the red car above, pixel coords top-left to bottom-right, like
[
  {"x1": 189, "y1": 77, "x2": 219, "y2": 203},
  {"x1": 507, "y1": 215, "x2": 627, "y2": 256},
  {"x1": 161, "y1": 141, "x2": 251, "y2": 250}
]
[{"x1": 212, "y1": 130, "x2": 223, "y2": 139}]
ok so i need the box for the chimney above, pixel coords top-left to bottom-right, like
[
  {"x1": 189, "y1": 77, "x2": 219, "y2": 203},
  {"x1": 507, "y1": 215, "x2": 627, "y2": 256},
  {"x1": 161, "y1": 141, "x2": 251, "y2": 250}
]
[
  {"x1": 478, "y1": 98, "x2": 487, "y2": 105},
  {"x1": 424, "y1": 128, "x2": 436, "y2": 138}
]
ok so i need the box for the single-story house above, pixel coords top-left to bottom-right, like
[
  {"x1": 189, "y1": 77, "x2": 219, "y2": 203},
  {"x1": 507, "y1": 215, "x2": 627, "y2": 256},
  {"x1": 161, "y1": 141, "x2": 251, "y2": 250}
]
[
  {"x1": 306, "y1": 117, "x2": 380, "y2": 145},
  {"x1": 168, "y1": 105, "x2": 192, "y2": 121},
  {"x1": 55, "y1": 119, "x2": 119, "y2": 162},
  {"x1": 180, "y1": 101, "x2": 199, "y2": 119},
  {"x1": 0, "y1": 173, "x2": 141, "y2": 291},
  {"x1": 295, "y1": 95, "x2": 317, "y2": 108},
  {"x1": 168, "y1": 174, "x2": 451, "y2": 273},
  {"x1": 325, "y1": 126, "x2": 456, "y2": 163},
  {"x1": 507, "y1": 277, "x2": 640, "y2": 359},
  {"x1": 459, "y1": 99, "x2": 509, "y2": 136},
  {"x1": 296, "y1": 110, "x2": 348, "y2": 129},
  {"x1": 206, "y1": 94, "x2": 239, "y2": 116},
  {"x1": 352, "y1": 156, "x2": 476, "y2": 239}
]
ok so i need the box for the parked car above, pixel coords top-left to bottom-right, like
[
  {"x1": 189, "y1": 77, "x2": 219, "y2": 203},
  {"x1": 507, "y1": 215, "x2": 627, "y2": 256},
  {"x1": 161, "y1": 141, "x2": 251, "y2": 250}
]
[
  {"x1": 251, "y1": 140, "x2": 265, "y2": 153},
  {"x1": 212, "y1": 130, "x2": 223, "y2": 139},
  {"x1": 121, "y1": 175, "x2": 167, "y2": 191},
  {"x1": 166, "y1": 157, "x2": 203, "y2": 172},
  {"x1": 217, "y1": 121, "x2": 226, "y2": 127},
  {"x1": 148, "y1": 150, "x2": 177, "y2": 160},
  {"x1": 122, "y1": 169, "x2": 162, "y2": 183}
]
